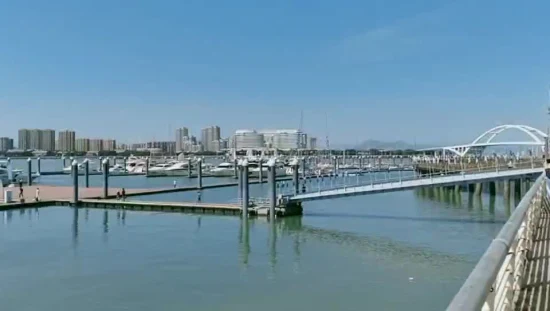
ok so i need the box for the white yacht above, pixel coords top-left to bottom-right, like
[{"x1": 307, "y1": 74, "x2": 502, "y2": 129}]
[
  {"x1": 126, "y1": 157, "x2": 147, "y2": 173},
  {"x1": 109, "y1": 164, "x2": 127, "y2": 173},
  {"x1": 209, "y1": 162, "x2": 236, "y2": 177},
  {"x1": 147, "y1": 161, "x2": 190, "y2": 176},
  {"x1": 0, "y1": 161, "x2": 30, "y2": 186},
  {"x1": 148, "y1": 162, "x2": 177, "y2": 172}
]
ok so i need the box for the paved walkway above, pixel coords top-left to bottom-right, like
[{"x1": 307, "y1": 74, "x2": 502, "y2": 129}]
[{"x1": 516, "y1": 203, "x2": 550, "y2": 310}]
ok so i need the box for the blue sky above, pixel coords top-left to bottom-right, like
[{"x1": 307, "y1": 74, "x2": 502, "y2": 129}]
[{"x1": 1, "y1": 0, "x2": 550, "y2": 146}]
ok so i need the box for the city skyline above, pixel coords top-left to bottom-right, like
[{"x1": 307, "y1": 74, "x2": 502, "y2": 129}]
[{"x1": 2, "y1": 1, "x2": 550, "y2": 146}]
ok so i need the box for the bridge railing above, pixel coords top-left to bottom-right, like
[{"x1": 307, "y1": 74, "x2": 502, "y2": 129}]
[
  {"x1": 446, "y1": 173, "x2": 547, "y2": 311},
  {"x1": 287, "y1": 159, "x2": 543, "y2": 196}
]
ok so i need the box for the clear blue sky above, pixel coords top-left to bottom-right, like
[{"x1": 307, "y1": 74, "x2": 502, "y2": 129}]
[{"x1": 1, "y1": 0, "x2": 550, "y2": 146}]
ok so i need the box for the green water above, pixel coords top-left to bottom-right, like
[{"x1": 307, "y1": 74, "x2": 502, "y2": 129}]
[{"x1": 0, "y1": 186, "x2": 514, "y2": 310}]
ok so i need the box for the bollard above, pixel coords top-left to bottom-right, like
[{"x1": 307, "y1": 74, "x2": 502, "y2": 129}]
[
  {"x1": 37, "y1": 157, "x2": 41, "y2": 176},
  {"x1": 197, "y1": 158, "x2": 203, "y2": 189},
  {"x1": 84, "y1": 159, "x2": 90, "y2": 188},
  {"x1": 242, "y1": 159, "x2": 249, "y2": 217},
  {"x1": 103, "y1": 159, "x2": 109, "y2": 198},
  {"x1": 72, "y1": 160, "x2": 79, "y2": 205},
  {"x1": 27, "y1": 158, "x2": 32, "y2": 186},
  {"x1": 268, "y1": 158, "x2": 277, "y2": 221},
  {"x1": 145, "y1": 157, "x2": 149, "y2": 176}
]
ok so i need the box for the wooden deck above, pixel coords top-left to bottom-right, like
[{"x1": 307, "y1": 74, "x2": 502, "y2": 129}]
[
  {"x1": 0, "y1": 185, "x2": 162, "y2": 202},
  {"x1": 516, "y1": 208, "x2": 550, "y2": 310},
  {"x1": 57, "y1": 199, "x2": 243, "y2": 215}
]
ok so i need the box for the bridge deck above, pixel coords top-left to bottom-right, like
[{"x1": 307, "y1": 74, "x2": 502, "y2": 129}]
[
  {"x1": 291, "y1": 168, "x2": 542, "y2": 202},
  {"x1": 516, "y1": 209, "x2": 550, "y2": 311}
]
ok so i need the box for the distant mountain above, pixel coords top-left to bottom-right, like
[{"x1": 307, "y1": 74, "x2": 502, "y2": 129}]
[{"x1": 335, "y1": 140, "x2": 434, "y2": 150}]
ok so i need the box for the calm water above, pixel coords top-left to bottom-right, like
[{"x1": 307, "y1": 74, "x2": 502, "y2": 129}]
[{"x1": 0, "y1": 183, "x2": 517, "y2": 310}]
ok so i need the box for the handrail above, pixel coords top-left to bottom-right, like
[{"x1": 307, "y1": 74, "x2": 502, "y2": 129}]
[
  {"x1": 289, "y1": 159, "x2": 543, "y2": 196},
  {"x1": 446, "y1": 173, "x2": 545, "y2": 310}
]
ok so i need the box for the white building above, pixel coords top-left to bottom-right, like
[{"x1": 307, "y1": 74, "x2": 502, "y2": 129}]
[
  {"x1": 234, "y1": 130, "x2": 265, "y2": 150},
  {"x1": 267, "y1": 129, "x2": 303, "y2": 150}
]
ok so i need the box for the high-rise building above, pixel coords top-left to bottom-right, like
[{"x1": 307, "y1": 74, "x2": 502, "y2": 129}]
[
  {"x1": 76, "y1": 138, "x2": 90, "y2": 152},
  {"x1": 29, "y1": 129, "x2": 42, "y2": 150},
  {"x1": 175, "y1": 127, "x2": 190, "y2": 152},
  {"x1": 89, "y1": 139, "x2": 104, "y2": 152},
  {"x1": 0, "y1": 137, "x2": 14, "y2": 151},
  {"x1": 58, "y1": 130, "x2": 76, "y2": 152},
  {"x1": 201, "y1": 126, "x2": 221, "y2": 152},
  {"x1": 308, "y1": 137, "x2": 317, "y2": 149},
  {"x1": 18, "y1": 129, "x2": 31, "y2": 150},
  {"x1": 41, "y1": 129, "x2": 56, "y2": 151},
  {"x1": 102, "y1": 139, "x2": 116, "y2": 151}
]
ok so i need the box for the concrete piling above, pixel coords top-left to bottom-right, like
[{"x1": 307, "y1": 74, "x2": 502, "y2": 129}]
[
  {"x1": 258, "y1": 160, "x2": 264, "y2": 184},
  {"x1": 103, "y1": 159, "x2": 109, "y2": 198},
  {"x1": 238, "y1": 161, "x2": 243, "y2": 200},
  {"x1": 84, "y1": 159, "x2": 90, "y2": 188},
  {"x1": 145, "y1": 157, "x2": 149, "y2": 176},
  {"x1": 268, "y1": 158, "x2": 277, "y2": 221},
  {"x1": 474, "y1": 183, "x2": 482, "y2": 196},
  {"x1": 27, "y1": 158, "x2": 32, "y2": 186},
  {"x1": 98, "y1": 157, "x2": 103, "y2": 172},
  {"x1": 72, "y1": 160, "x2": 79, "y2": 205},
  {"x1": 188, "y1": 159, "x2": 192, "y2": 177},
  {"x1": 197, "y1": 158, "x2": 203, "y2": 189},
  {"x1": 489, "y1": 182, "x2": 496, "y2": 196},
  {"x1": 234, "y1": 159, "x2": 238, "y2": 179},
  {"x1": 293, "y1": 162, "x2": 299, "y2": 196},
  {"x1": 514, "y1": 179, "x2": 521, "y2": 197},
  {"x1": 242, "y1": 159, "x2": 249, "y2": 217},
  {"x1": 123, "y1": 157, "x2": 127, "y2": 173},
  {"x1": 62, "y1": 155, "x2": 67, "y2": 168},
  {"x1": 503, "y1": 180, "x2": 510, "y2": 201},
  {"x1": 37, "y1": 157, "x2": 41, "y2": 175}
]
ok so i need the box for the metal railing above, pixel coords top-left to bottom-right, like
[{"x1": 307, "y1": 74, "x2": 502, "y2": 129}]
[
  {"x1": 285, "y1": 159, "x2": 544, "y2": 197},
  {"x1": 446, "y1": 173, "x2": 548, "y2": 310}
]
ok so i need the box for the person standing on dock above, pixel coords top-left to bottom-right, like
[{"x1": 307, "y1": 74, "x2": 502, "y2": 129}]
[
  {"x1": 35, "y1": 188, "x2": 40, "y2": 202},
  {"x1": 18, "y1": 181, "x2": 23, "y2": 200},
  {"x1": 121, "y1": 188, "x2": 126, "y2": 201},
  {"x1": 173, "y1": 180, "x2": 177, "y2": 188}
]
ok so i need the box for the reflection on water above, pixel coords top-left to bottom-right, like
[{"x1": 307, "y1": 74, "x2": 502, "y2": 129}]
[{"x1": 0, "y1": 186, "x2": 509, "y2": 311}]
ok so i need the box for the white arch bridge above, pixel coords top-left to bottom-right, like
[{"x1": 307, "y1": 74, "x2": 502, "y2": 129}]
[{"x1": 417, "y1": 124, "x2": 547, "y2": 157}]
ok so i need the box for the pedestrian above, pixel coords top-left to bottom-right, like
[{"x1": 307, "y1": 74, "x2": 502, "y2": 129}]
[
  {"x1": 19, "y1": 181, "x2": 23, "y2": 200},
  {"x1": 173, "y1": 180, "x2": 177, "y2": 188},
  {"x1": 121, "y1": 188, "x2": 126, "y2": 201},
  {"x1": 35, "y1": 187, "x2": 40, "y2": 202},
  {"x1": 116, "y1": 191, "x2": 121, "y2": 200}
]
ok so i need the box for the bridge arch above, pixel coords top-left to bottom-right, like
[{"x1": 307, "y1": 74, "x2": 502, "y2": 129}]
[{"x1": 456, "y1": 125, "x2": 547, "y2": 156}]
